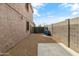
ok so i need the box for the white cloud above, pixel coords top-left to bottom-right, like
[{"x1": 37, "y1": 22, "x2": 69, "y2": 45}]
[
  {"x1": 32, "y1": 3, "x2": 45, "y2": 17},
  {"x1": 60, "y1": 3, "x2": 71, "y2": 7},
  {"x1": 70, "y1": 4, "x2": 79, "y2": 11},
  {"x1": 60, "y1": 3, "x2": 79, "y2": 16},
  {"x1": 34, "y1": 15, "x2": 70, "y2": 26},
  {"x1": 60, "y1": 3, "x2": 79, "y2": 11},
  {"x1": 70, "y1": 4, "x2": 79, "y2": 16},
  {"x1": 32, "y1": 3, "x2": 44, "y2": 8},
  {"x1": 33, "y1": 8, "x2": 40, "y2": 17},
  {"x1": 72, "y1": 11, "x2": 78, "y2": 16}
]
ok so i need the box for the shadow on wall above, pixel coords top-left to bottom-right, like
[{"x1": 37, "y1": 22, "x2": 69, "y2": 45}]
[
  {"x1": 33, "y1": 27, "x2": 44, "y2": 33},
  {"x1": 33, "y1": 27, "x2": 51, "y2": 36}
]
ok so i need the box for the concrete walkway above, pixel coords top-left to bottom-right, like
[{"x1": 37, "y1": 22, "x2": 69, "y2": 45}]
[
  {"x1": 38, "y1": 43, "x2": 72, "y2": 56},
  {"x1": 38, "y1": 43, "x2": 79, "y2": 56}
]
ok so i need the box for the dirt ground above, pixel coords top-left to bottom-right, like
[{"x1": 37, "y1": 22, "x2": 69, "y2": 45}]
[{"x1": 5, "y1": 34, "x2": 57, "y2": 56}]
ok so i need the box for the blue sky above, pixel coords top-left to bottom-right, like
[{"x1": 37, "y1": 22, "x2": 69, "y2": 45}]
[{"x1": 32, "y1": 3, "x2": 79, "y2": 26}]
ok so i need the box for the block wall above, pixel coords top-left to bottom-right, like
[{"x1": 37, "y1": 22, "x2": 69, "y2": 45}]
[{"x1": 48, "y1": 17, "x2": 79, "y2": 53}]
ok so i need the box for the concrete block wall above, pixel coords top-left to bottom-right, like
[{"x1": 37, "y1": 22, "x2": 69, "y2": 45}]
[
  {"x1": 70, "y1": 17, "x2": 79, "y2": 52},
  {"x1": 0, "y1": 4, "x2": 33, "y2": 53},
  {"x1": 48, "y1": 17, "x2": 79, "y2": 53},
  {"x1": 53, "y1": 20, "x2": 68, "y2": 46}
]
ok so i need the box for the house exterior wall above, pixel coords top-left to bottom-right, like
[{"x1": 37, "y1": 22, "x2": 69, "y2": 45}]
[{"x1": 0, "y1": 3, "x2": 34, "y2": 52}]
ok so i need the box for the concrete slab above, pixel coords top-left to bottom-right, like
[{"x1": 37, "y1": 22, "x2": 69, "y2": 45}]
[{"x1": 38, "y1": 43, "x2": 79, "y2": 56}]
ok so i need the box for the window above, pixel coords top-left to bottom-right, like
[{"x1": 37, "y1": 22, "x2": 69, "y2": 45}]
[
  {"x1": 25, "y1": 3, "x2": 29, "y2": 12},
  {"x1": 27, "y1": 22, "x2": 29, "y2": 31}
]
